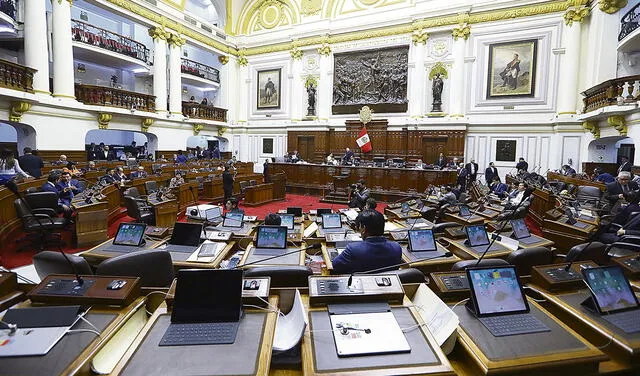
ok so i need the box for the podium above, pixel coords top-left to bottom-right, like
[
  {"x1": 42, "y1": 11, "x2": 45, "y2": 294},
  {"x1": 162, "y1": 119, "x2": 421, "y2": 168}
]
[
  {"x1": 321, "y1": 172, "x2": 350, "y2": 204},
  {"x1": 270, "y1": 172, "x2": 286, "y2": 200}
]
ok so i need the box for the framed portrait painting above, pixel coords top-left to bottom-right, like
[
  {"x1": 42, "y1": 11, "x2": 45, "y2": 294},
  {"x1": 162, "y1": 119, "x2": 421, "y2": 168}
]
[
  {"x1": 495, "y1": 140, "x2": 517, "y2": 162},
  {"x1": 486, "y1": 39, "x2": 537, "y2": 99},
  {"x1": 257, "y1": 69, "x2": 281, "y2": 110}
]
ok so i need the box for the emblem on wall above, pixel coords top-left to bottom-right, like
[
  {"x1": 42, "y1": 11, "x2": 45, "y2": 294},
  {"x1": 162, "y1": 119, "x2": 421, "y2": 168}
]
[{"x1": 332, "y1": 46, "x2": 409, "y2": 114}]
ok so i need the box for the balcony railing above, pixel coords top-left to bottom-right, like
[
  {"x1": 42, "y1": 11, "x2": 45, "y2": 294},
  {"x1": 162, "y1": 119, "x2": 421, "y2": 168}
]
[
  {"x1": 182, "y1": 102, "x2": 227, "y2": 122},
  {"x1": 72, "y1": 19, "x2": 150, "y2": 64},
  {"x1": 619, "y1": 2, "x2": 640, "y2": 42},
  {"x1": 0, "y1": 0, "x2": 16, "y2": 21},
  {"x1": 0, "y1": 59, "x2": 36, "y2": 93},
  {"x1": 181, "y1": 58, "x2": 220, "y2": 83},
  {"x1": 581, "y1": 75, "x2": 640, "y2": 113},
  {"x1": 76, "y1": 84, "x2": 155, "y2": 112}
]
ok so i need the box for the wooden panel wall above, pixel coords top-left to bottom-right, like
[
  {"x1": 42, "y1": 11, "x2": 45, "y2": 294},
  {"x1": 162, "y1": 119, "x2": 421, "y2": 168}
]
[
  {"x1": 287, "y1": 120, "x2": 466, "y2": 163},
  {"x1": 38, "y1": 150, "x2": 88, "y2": 163}
]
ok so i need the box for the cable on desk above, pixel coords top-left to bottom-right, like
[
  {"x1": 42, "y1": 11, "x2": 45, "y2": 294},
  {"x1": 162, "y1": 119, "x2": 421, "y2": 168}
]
[
  {"x1": 66, "y1": 328, "x2": 101, "y2": 336},
  {"x1": 452, "y1": 298, "x2": 469, "y2": 310},
  {"x1": 255, "y1": 296, "x2": 284, "y2": 317},
  {"x1": 242, "y1": 304, "x2": 283, "y2": 316},
  {"x1": 143, "y1": 290, "x2": 169, "y2": 316}
]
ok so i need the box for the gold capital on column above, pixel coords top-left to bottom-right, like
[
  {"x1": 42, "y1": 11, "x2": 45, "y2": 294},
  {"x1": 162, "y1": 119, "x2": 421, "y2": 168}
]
[
  {"x1": 148, "y1": 26, "x2": 170, "y2": 41},
  {"x1": 141, "y1": 118, "x2": 154, "y2": 133},
  {"x1": 290, "y1": 46, "x2": 303, "y2": 60},
  {"x1": 452, "y1": 24, "x2": 470, "y2": 41},
  {"x1": 56, "y1": 0, "x2": 73, "y2": 5},
  {"x1": 564, "y1": 6, "x2": 590, "y2": 26},
  {"x1": 599, "y1": 0, "x2": 628, "y2": 15},
  {"x1": 317, "y1": 41, "x2": 331, "y2": 56},
  {"x1": 607, "y1": 115, "x2": 627, "y2": 136},
  {"x1": 193, "y1": 124, "x2": 204, "y2": 135},
  {"x1": 168, "y1": 33, "x2": 186, "y2": 47},
  {"x1": 412, "y1": 29, "x2": 429, "y2": 46},
  {"x1": 9, "y1": 101, "x2": 32, "y2": 122},
  {"x1": 98, "y1": 113, "x2": 112, "y2": 129},
  {"x1": 218, "y1": 55, "x2": 230, "y2": 65},
  {"x1": 582, "y1": 121, "x2": 600, "y2": 139},
  {"x1": 237, "y1": 49, "x2": 248, "y2": 66}
]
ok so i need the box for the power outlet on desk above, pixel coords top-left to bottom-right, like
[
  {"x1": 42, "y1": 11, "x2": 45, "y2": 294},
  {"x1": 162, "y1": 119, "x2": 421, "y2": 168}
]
[
  {"x1": 27, "y1": 274, "x2": 141, "y2": 306},
  {"x1": 308, "y1": 275, "x2": 404, "y2": 306},
  {"x1": 430, "y1": 272, "x2": 470, "y2": 302},
  {"x1": 530, "y1": 262, "x2": 598, "y2": 292}
]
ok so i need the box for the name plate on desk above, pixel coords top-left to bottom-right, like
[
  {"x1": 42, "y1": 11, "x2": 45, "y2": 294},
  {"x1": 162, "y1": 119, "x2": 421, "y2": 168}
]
[
  {"x1": 308, "y1": 275, "x2": 404, "y2": 306},
  {"x1": 530, "y1": 262, "x2": 598, "y2": 292}
]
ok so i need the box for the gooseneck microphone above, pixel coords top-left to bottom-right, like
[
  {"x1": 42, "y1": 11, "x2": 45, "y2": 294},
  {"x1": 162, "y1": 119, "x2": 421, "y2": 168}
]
[{"x1": 238, "y1": 243, "x2": 322, "y2": 268}]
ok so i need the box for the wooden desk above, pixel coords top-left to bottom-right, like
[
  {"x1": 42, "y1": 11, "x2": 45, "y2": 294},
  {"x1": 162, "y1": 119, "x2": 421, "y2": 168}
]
[
  {"x1": 450, "y1": 298, "x2": 606, "y2": 375},
  {"x1": 72, "y1": 199, "x2": 109, "y2": 247},
  {"x1": 244, "y1": 183, "x2": 275, "y2": 206},
  {"x1": 202, "y1": 178, "x2": 224, "y2": 202},
  {"x1": 239, "y1": 243, "x2": 308, "y2": 267},
  {"x1": 542, "y1": 217, "x2": 595, "y2": 250},
  {"x1": 547, "y1": 172, "x2": 606, "y2": 191},
  {"x1": 443, "y1": 212, "x2": 485, "y2": 226},
  {"x1": 533, "y1": 287, "x2": 640, "y2": 368},
  {"x1": 80, "y1": 238, "x2": 166, "y2": 266},
  {"x1": 171, "y1": 182, "x2": 199, "y2": 213},
  {"x1": 100, "y1": 184, "x2": 122, "y2": 222},
  {"x1": 147, "y1": 197, "x2": 179, "y2": 228},
  {"x1": 0, "y1": 298, "x2": 146, "y2": 376},
  {"x1": 111, "y1": 300, "x2": 277, "y2": 375},
  {"x1": 446, "y1": 238, "x2": 512, "y2": 260},
  {"x1": 400, "y1": 245, "x2": 461, "y2": 274}
]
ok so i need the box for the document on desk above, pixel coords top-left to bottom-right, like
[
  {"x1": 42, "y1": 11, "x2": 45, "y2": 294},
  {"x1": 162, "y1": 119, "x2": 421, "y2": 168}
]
[
  {"x1": 304, "y1": 222, "x2": 318, "y2": 238},
  {"x1": 330, "y1": 311, "x2": 410, "y2": 357},
  {"x1": 385, "y1": 222, "x2": 403, "y2": 232},
  {"x1": 186, "y1": 241, "x2": 226, "y2": 263},
  {"x1": 411, "y1": 283, "x2": 459, "y2": 347},
  {"x1": 273, "y1": 289, "x2": 307, "y2": 352}
]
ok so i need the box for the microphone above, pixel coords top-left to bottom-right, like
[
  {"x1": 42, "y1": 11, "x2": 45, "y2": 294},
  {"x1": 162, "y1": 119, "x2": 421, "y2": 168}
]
[
  {"x1": 475, "y1": 188, "x2": 532, "y2": 267},
  {"x1": 347, "y1": 251, "x2": 453, "y2": 287},
  {"x1": 238, "y1": 243, "x2": 322, "y2": 268}
]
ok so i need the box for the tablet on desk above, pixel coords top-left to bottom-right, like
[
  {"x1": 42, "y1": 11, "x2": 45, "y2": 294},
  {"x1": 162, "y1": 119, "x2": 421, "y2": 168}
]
[
  {"x1": 113, "y1": 223, "x2": 146, "y2": 247},
  {"x1": 253, "y1": 226, "x2": 288, "y2": 255},
  {"x1": 223, "y1": 212, "x2": 244, "y2": 228},
  {"x1": 278, "y1": 214, "x2": 295, "y2": 230},
  {"x1": 407, "y1": 229, "x2": 437, "y2": 252},
  {"x1": 322, "y1": 214, "x2": 342, "y2": 229}
]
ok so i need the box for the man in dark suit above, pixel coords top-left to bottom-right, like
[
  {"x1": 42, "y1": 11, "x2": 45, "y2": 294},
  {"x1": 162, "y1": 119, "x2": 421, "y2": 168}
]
[
  {"x1": 456, "y1": 163, "x2": 468, "y2": 190},
  {"x1": 41, "y1": 173, "x2": 60, "y2": 195},
  {"x1": 561, "y1": 164, "x2": 577, "y2": 176},
  {"x1": 100, "y1": 168, "x2": 117, "y2": 184},
  {"x1": 604, "y1": 172, "x2": 639, "y2": 206},
  {"x1": 465, "y1": 159, "x2": 479, "y2": 182},
  {"x1": 516, "y1": 157, "x2": 528, "y2": 172},
  {"x1": 435, "y1": 152, "x2": 447, "y2": 169},
  {"x1": 263, "y1": 159, "x2": 270, "y2": 183},
  {"x1": 342, "y1": 147, "x2": 354, "y2": 165},
  {"x1": 56, "y1": 171, "x2": 78, "y2": 206},
  {"x1": 485, "y1": 162, "x2": 498, "y2": 185},
  {"x1": 331, "y1": 210, "x2": 402, "y2": 274},
  {"x1": 222, "y1": 164, "x2": 234, "y2": 204},
  {"x1": 600, "y1": 192, "x2": 640, "y2": 243},
  {"x1": 618, "y1": 156, "x2": 632, "y2": 174},
  {"x1": 18, "y1": 147, "x2": 44, "y2": 178}
]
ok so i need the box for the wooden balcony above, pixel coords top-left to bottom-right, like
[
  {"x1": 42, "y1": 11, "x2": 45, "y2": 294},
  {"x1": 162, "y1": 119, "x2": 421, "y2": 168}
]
[
  {"x1": 182, "y1": 102, "x2": 227, "y2": 122},
  {"x1": 0, "y1": 59, "x2": 36, "y2": 93},
  {"x1": 72, "y1": 19, "x2": 150, "y2": 64},
  {"x1": 75, "y1": 84, "x2": 155, "y2": 112},
  {"x1": 581, "y1": 75, "x2": 640, "y2": 114}
]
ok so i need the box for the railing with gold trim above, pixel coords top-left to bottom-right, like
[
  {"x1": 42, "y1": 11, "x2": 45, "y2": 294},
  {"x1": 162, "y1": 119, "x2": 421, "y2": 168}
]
[
  {"x1": 181, "y1": 58, "x2": 220, "y2": 83},
  {"x1": 75, "y1": 84, "x2": 155, "y2": 112},
  {"x1": 581, "y1": 75, "x2": 640, "y2": 113},
  {"x1": 72, "y1": 19, "x2": 150, "y2": 64},
  {"x1": 182, "y1": 101, "x2": 227, "y2": 122},
  {"x1": 0, "y1": 59, "x2": 36, "y2": 93}
]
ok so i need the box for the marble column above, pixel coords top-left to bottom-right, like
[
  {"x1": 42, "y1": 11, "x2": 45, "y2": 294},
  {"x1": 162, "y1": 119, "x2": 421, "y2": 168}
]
[
  {"x1": 25, "y1": 0, "x2": 50, "y2": 94},
  {"x1": 168, "y1": 34, "x2": 185, "y2": 115},
  {"x1": 290, "y1": 50, "x2": 304, "y2": 120},
  {"x1": 237, "y1": 58, "x2": 249, "y2": 123},
  {"x1": 408, "y1": 33, "x2": 427, "y2": 117},
  {"x1": 148, "y1": 26, "x2": 169, "y2": 113},
  {"x1": 317, "y1": 43, "x2": 332, "y2": 120},
  {"x1": 557, "y1": 6, "x2": 589, "y2": 115},
  {"x1": 449, "y1": 25, "x2": 469, "y2": 117},
  {"x1": 583, "y1": 1, "x2": 624, "y2": 89},
  {"x1": 51, "y1": 0, "x2": 75, "y2": 98}
]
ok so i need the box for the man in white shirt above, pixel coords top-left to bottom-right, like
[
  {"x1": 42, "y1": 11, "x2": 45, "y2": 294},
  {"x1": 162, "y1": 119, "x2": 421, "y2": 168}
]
[{"x1": 505, "y1": 182, "x2": 529, "y2": 207}]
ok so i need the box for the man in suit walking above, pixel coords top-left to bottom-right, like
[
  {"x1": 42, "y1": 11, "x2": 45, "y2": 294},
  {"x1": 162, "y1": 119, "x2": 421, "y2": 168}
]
[
  {"x1": 465, "y1": 159, "x2": 479, "y2": 182},
  {"x1": 18, "y1": 147, "x2": 44, "y2": 178},
  {"x1": 618, "y1": 156, "x2": 632, "y2": 174},
  {"x1": 604, "y1": 172, "x2": 639, "y2": 206},
  {"x1": 331, "y1": 210, "x2": 402, "y2": 274},
  {"x1": 485, "y1": 162, "x2": 498, "y2": 185},
  {"x1": 516, "y1": 157, "x2": 528, "y2": 172}
]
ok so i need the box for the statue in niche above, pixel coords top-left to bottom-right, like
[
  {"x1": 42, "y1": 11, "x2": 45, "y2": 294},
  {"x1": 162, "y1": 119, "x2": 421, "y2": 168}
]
[
  {"x1": 432, "y1": 74, "x2": 443, "y2": 113},
  {"x1": 307, "y1": 83, "x2": 316, "y2": 116}
]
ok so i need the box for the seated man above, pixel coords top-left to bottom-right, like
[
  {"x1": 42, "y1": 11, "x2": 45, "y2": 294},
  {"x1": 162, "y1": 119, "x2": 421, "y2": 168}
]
[
  {"x1": 504, "y1": 182, "x2": 530, "y2": 208},
  {"x1": 41, "y1": 172, "x2": 73, "y2": 222},
  {"x1": 113, "y1": 167, "x2": 129, "y2": 185},
  {"x1": 604, "y1": 172, "x2": 639, "y2": 207},
  {"x1": 332, "y1": 210, "x2": 402, "y2": 274},
  {"x1": 130, "y1": 166, "x2": 147, "y2": 179},
  {"x1": 55, "y1": 154, "x2": 68, "y2": 165},
  {"x1": 225, "y1": 197, "x2": 244, "y2": 214},
  {"x1": 168, "y1": 172, "x2": 185, "y2": 188},
  {"x1": 561, "y1": 164, "x2": 576, "y2": 176},
  {"x1": 593, "y1": 168, "x2": 615, "y2": 184},
  {"x1": 100, "y1": 168, "x2": 116, "y2": 184},
  {"x1": 600, "y1": 192, "x2": 640, "y2": 243},
  {"x1": 364, "y1": 198, "x2": 377, "y2": 211},
  {"x1": 439, "y1": 186, "x2": 457, "y2": 206},
  {"x1": 489, "y1": 176, "x2": 509, "y2": 197},
  {"x1": 56, "y1": 171, "x2": 78, "y2": 207}
]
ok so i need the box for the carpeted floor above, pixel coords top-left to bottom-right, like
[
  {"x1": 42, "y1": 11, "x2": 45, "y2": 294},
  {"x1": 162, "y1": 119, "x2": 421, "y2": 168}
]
[{"x1": 0, "y1": 193, "x2": 542, "y2": 269}]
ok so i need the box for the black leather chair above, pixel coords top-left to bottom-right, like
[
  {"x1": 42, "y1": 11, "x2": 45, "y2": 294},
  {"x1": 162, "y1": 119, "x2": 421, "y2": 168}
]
[
  {"x1": 420, "y1": 206, "x2": 438, "y2": 222},
  {"x1": 451, "y1": 259, "x2": 510, "y2": 271},
  {"x1": 606, "y1": 242, "x2": 640, "y2": 258},
  {"x1": 506, "y1": 247, "x2": 553, "y2": 276},
  {"x1": 432, "y1": 222, "x2": 460, "y2": 234},
  {"x1": 575, "y1": 186, "x2": 602, "y2": 207},
  {"x1": 14, "y1": 198, "x2": 67, "y2": 251},
  {"x1": 564, "y1": 241, "x2": 609, "y2": 265},
  {"x1": 244, "y1": 266, "x2": 313, "y2": 288},
  {"x1": 123, "y1": 196, "x2": 155, "y2": 225},
  {"x1": 96, "y1": 250, "x2": 174, "y2": 287},
  {"x1": 24, "y1": 192, "x2": 59, "y2": 217},
  {"x1": 239, "y1": 180, "x2": 250, "y2": 197},
  {"x1": 33, "y1": 251, "x2": 93, "y2": 280},
  {"x1": 381, "y1": 268, "x2": 426, "y2": 284},
  {"x1": 144, "y1": 180, "x2": 159, "y2": 195},
  {"x1": 124, "y1": 187, "x2": 147, "y2": 200},
  {"x1": 25, "y1": 187, "x2": 38, "y2": 194}
]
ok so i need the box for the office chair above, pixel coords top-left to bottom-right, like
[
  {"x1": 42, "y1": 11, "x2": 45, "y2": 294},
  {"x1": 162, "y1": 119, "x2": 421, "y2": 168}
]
[
  {"x1": 124, "y1": 187, "x2": 147, "y2": 201},
  {"x1": 249, "y1": 179, "x2": 257, "y2": 186},
  {"x1": 575, "y1": 186, "x2": 602, "y2": 207},
  {"x1": 24, "y1": 187, "x2": 38, "y2": 194},
  {"x1": 505, "y1": 247, "x2": 553, "y2": 276},
  {"x1": 239, "y1": 180, "x2": 250, "y2": 197},
  {"x1": 606, "y1": 242, "x2": 640, "y2": 258},
  {"x1": 432, "y1": 222, "x2": 460, "y2": 234},
  {"x1": 244, "y1": 266, "x2": 313, "y2": 288},
  {"x1": 33, "y1": 251, "x2": 93, "y2": 280},
  {"x1": 24, "y1": 192, "x2": 59, "y2": 217},
  {"x1": 123, "y1": 196, "x2": 155, "y2": 225},
  {"x1": 451, "y1": 259, "x2": 510, "y2": 271},
  {"x1": 561, "y1": 241, "x2": 609, "y2": 265},
  {"x1": 14, "y1": 198, "x2": 67, "y2": 252},
  {"x1": 96, "y1": 250, "x2": 174, "y2": 287},
  {"x1": 144, "y1": 180, "x2": 159, "y2": 195}
]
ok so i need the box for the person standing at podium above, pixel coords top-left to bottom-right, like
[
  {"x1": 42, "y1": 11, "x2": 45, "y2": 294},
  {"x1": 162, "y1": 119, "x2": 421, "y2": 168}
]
[
  {"x1": 342, "y1": 147, "x2": 354, "y2": 165},
  {"x1": 222, "y1": 165, "x2": 234, "y2": 204}
]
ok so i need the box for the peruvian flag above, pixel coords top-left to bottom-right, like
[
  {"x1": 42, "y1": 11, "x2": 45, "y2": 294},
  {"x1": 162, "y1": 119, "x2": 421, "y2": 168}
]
[{"x1": 356, "y1": 127, "x2": 372, "y2": 153}]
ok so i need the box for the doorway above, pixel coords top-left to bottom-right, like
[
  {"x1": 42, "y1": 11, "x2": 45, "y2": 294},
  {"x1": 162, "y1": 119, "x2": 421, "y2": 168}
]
[
  {"x1": 421, "y1": 136, "x2": 448, "y2": 163},
  {"x1": 618, "y1": 143, "x2": 635, "y2": 165},
  {"x1": 298, "y1": 136, "x2": 315, "y2": 162}
]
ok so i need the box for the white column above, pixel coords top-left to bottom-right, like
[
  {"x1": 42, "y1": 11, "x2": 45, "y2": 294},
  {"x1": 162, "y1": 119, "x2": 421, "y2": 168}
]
[
  {"x1": 449, "y1": 35, "x2": 466, "y2": 117},
  {"x1": 24, "y1": 0, "x2": 49, "y2": 94},
  {"x1": 408, "y1": 40, "x2": 426, "y2": 117},
  {"x1": 238, "y1": 63, "x2": 249, "y2": 123},
  {"x1": 168, "y1": 35, "x2": 184, "y2": 115},
  {"x1": 583, "y1": 6, "x2": 619, "y2": 89},
  {"x1": 557, "y1": 21, "x2": 583, "y2": 115},
  {"x1": 291, "y1": 56, "x2": 304, "y2": 120},
  {"x1": 149, "y1": 27, "x2": 168, "y2": 113},
  {"x1": 51, "y1": 0, "x2": 75, "y2": 98},
  {"x1": 317, "y1": 46, "x2": 331, "y2": 120}
]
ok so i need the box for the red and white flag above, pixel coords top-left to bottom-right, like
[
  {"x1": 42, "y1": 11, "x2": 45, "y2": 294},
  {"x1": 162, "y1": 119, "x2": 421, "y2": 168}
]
[{"x1": 356, "y1": 127, "x2": 372, "y2": 153}]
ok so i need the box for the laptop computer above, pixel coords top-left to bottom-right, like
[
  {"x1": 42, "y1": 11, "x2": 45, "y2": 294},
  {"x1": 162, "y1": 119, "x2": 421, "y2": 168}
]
[
  {"x1": 164, "y1": 222, "x2": 203, "y2": 253},
  {"x1": 466, "y1": 266, "x2": 551, "y2": 337},
  {"x1": 510, "y1": 219, "x2": 539, "y2": 244},
  {"x1": 252, "y1": 226, "x2": 288, "y2": 255},
  {"x1": 322, "y1": 213, "x2": 343, "y2": 233},
  {"x1": 464, "y1": 224, "x2": 502, "y2": 253},
  {"x1": 278, "y1": 214, "x2": 295, "y2": 230},
  {"x1": 407, "y1": 229, "x2": 438, "y2": 254},
  {"x1": 104, "y1": 223, "x2": 147, "y2": 252},
  {"x1": 205, "y1": 206, "x2": 223, "y2": 224},
  {"x1": 222, "y1": 212, "x2": 244, "y2": 228},
  {"x1": 159, "y1": 269, "x2": 244, "y2": 346},
  {"x1": 581, "y1": 265, "x2": 640, "y2": 333},
  {"x1": 287, "y1": 207, "x2": 303, "y2": 217}
]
